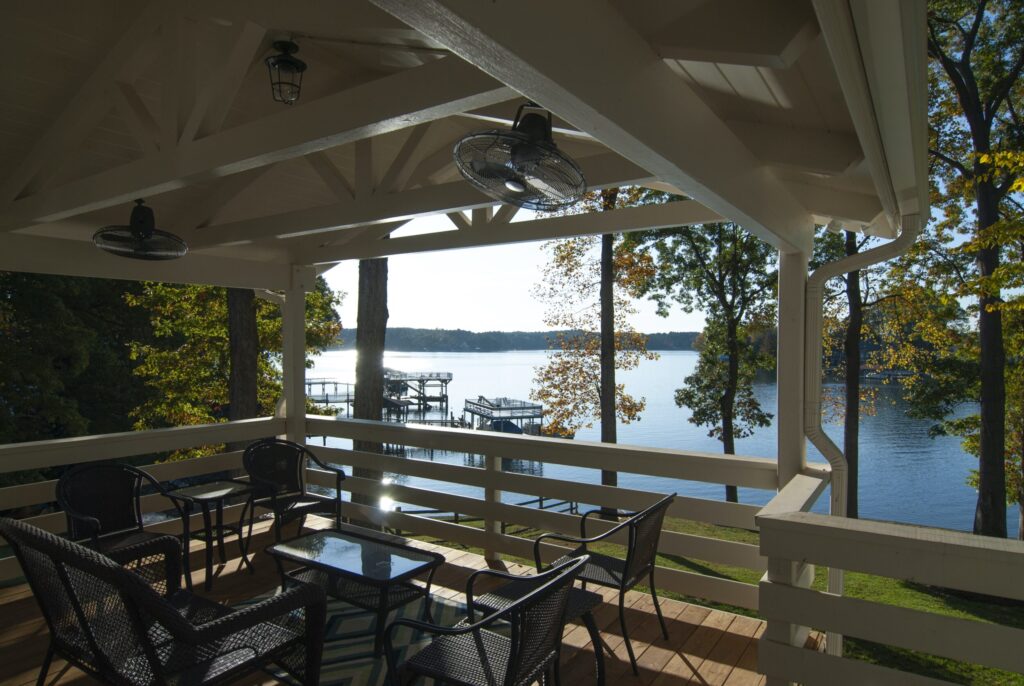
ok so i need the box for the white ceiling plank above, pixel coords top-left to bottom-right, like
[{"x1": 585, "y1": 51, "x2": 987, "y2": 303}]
[
  {"x1": 652, "y1": 0, "x2": 820, "y2": 69},
  {"x1": 729, "y1": 120, "x2": 863, "y2": 175},
  {"x1": 335, "y1": 199, "x2": 724, "y2": 261},
  {"x1": 784, "y1": 179, "x2": 883, "y2": 226},
  {"x1": 0, "y1": 56, "x2": 515, "y2": 232},
  {"x1": 180, "y1": 20, "x2": 267, "y2": 142},
  {"x1": 187, "y1": 152, "x2": 651, "y2": 249},
  {"x1": 369, "y1": 0, "x2": 814, "y2": 252},
  {"x1": 290, "y1": 220, "x2": 410, "y2": 264},
  {"x1": 377, "y1": 123, "x2": 433, "y2": 193},
  {"x1": 110, "y1": 82, "x2": 161, "y2": 154},
  {"x1": 0, "y1": 233, "x2": 291, "y2": 290},
  {"x1": 354, "y1": 139, "x2": 374, "y2": 199},
  {"x1": 306, "y1": 153, "x2": 355, "y2": 201},
  {"x1": 404, "y1": 135, "x2": 464, "y2": 188},
  {"x1": 0, "y1": 1, "x2": 164, "y2": 203},
  {"x1": 173, "y1": 166, "x2": 275, "y2": 232}
]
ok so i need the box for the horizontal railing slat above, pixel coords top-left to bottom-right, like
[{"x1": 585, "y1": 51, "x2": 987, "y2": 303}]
[
  {"x1": 759, "y1": 641, "x2": 954, "y2": 686},
  {"x1": 306, "y1": 416, "x2": 778, "y2": 489},
  {"x1": 760, "y1": 581, "x2": 1024, "y2": 675},
  {"x1": 322, "y1": 445, "x2": 762, "y2": 530},
  {"x1": 0, "y1": 418, "x2": 281, "y2": 474},
  {"x1": 759, "y1": 511, "x2": 1024, "y2": 601}
]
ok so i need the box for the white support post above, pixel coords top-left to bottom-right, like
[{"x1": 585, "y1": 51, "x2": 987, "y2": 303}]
[
  {"x1": 762, "y1": 558, "x2": 814, "y2": 686},
  {"x1": 282, "y1": 266, "x2": 314, "y2": 442},
  {"x1": 484, "y1": 453, "x2": 502, "y2": 562},
  {"x1": 776, "y1": 250, "x2": 808, "y2": 486}
]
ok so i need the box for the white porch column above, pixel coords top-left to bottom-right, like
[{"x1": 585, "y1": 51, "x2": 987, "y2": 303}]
[
  {"x1": 282, "y1": 266, "x2": 315, "y2": 442},
  {"x1": 776, "y1": 250, "x2": 808, "y2": 486}
]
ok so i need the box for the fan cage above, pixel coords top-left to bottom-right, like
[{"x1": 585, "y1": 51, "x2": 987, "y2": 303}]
[
  {"x1": 453, "y1": 131, "x2": 586, "y2": 211},
  {"x1": 93, "y1": 227, "x2": 189, "y2": 261}
]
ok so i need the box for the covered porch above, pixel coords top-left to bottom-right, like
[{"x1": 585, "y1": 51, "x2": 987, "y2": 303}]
[{"x1": 2, "y1": 0, "x2": 1022, "y2": 684}]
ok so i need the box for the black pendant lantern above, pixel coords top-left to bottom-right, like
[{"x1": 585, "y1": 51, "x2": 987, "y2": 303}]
[{"x1": 265, "y1": 40, "x2": 307, "y2": 105}]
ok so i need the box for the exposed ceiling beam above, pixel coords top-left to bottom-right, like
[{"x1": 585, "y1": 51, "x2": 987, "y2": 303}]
[
  {"x1": 784, "y1": 179, "x2": 883, "y2": 227},
  {"x1": 173, "y1": 165, "x2": 275, "y2": 232},
  {"x1": 0, "y1": 1, "x2": 164, "y2": 203},
  {"x1": 290, "y1": 220, "x2": 409, "y2": 264},
  {"x1": 0, "y1": 233, "x2": 293, "y2": 290},
  {"x1": 370, "y1": 0, "x2": 814, "y2": 252},
  {"x1": 728, "y1": 120, "x2": 862, "y2": 175},
  {"x1": 330, "y1": 199, "x2": 724, "y2": 261},
  {"x1": 652, "y1": 0, "x2": 819, "y2": 69},
  {"x1": 0, "y1": 56, "x2": 515, "y2": 232},
  {"x1": 188, "y1": 153, "x2": 651, "y2": 249}
]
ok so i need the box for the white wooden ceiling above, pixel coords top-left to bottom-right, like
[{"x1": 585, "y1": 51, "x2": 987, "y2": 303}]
[{"x1": 0, "y1": 0, "x2": 927, "y2": 289}]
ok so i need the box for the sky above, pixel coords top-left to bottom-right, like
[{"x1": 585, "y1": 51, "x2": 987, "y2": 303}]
[{"x1": 321, "y1": 213, "x2": 708, "y2": 334}]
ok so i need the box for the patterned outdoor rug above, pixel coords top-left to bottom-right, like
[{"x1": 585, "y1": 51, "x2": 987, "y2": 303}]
[{"x1": 264, "y1": 592, "x2": 468, "y2": 686}]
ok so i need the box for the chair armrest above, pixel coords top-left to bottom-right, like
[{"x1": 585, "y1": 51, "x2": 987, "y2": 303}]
[
  {"x1": 184, "y1": 580, "x2": 327, "y2": 644},
  {"x1": 534, "y1": 531, "x2": 605, "y2": 570},
  {"x1": 62, "y1": 505, "x2": 102, "y2": 543},
  {"x1": 579, "y1": 507, "x2": 636, "y2": 539},
  {"x1": 106, "y1": 534, "x2": 183, "y2": 596},
  {"x1": 465, "y1": 567, "x2": 533, "y2": 620},
  {"x1": 306, "y1": 452, "x2": 346, "y2": 480}
]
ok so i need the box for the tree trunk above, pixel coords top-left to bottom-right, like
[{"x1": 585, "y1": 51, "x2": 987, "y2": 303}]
[
  {"x1": 353, "y1": 258, "x2": 389, "y2": 516},
  {"x1": 723, "y1": 316, "x2": 739, "y2": 503},
  {"x1": 599, "y1": 189, "x2": 619, "y2": 518},
  {"x1": 227, "y1": 288, "x2": 258, "y2": 453},
  {"x1": 844, "y1": 232, "x2": 862, "y2": 519},
  {"x1": 974, "y1": 179, "x2": 1006, "y2": 537}
]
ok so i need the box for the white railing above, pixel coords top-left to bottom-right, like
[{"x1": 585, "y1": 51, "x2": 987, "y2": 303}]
[
  {"x1": 305, "y1": 416, "x2": 782, "y2": 610},
  {"x1": 758, "y1": 511, "x2": 1024, "y2": 685},
  {"x1": 0, "y1": 413, "x2": 801, "y2": 613},
  {"x1": 0, "y1": 417, "x2": 285, "y2": 581}
]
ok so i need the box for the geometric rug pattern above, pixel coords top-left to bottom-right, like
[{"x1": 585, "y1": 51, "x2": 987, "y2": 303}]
[{"x1": 265, "y1": 593, "x2": 468, "y2": 686}]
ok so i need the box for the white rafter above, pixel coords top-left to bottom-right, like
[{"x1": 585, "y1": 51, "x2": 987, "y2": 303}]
[
  {"x1": 0, "y1": 1, "x2": 164, "y2": 203},
  {"x1": 187, "y1": 153, "x2": 650, "y2": 249},
  {"x1": 330, "y1": 199, "x2": 724, "y2": 261},
  {"x1": 369, "y1": 0, "x2": 814, "y2": 252},
  {"x1": 0, "y1": 56, "x2": 515, "y2": 232}
]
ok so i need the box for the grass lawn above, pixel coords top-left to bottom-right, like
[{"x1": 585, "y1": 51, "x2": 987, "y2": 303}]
[{"x1": 405, "y1": 514, "x2": 1024, "y2": 685}]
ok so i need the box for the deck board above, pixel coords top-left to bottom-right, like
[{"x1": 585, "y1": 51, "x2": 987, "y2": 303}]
[{"x1": 0, "y1": 518, "x2": 769, "y2": 685}]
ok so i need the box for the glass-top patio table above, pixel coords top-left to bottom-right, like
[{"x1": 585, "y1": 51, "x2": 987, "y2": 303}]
[{"x1": 267, "y1": 528, "x2": 446, "y2": 657}]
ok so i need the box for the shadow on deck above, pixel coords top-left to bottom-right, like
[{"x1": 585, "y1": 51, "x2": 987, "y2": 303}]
[{"x1": 0, "y1": 517, "x2": 788, "y2": 685}]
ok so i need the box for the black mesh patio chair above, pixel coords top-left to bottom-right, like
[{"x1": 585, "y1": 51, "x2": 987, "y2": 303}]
[
  {"x1": 0, "y1": 516, "x2": 326, "y2": 686},
  {"x1": 384, "y1": 555, "x2": 588, "y2": 686},
  {"x1": 243, "y1": 437, "x2": 347, "y2": 542},
  {"x1": 56, "y1": 462, "x2": 186, "y2": 591},
  {"x1": 533, "y1": 493, "x2": 676, "y2": 675}
]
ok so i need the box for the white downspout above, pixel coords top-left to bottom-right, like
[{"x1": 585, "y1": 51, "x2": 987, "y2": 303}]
[{"x1": 804, "y1": 212, "x2": 922, "y2": 656}]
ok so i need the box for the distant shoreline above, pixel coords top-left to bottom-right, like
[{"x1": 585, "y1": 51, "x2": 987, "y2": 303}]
[{"x1": 328, "y1": 327, "x2": 699, "y2": 352}]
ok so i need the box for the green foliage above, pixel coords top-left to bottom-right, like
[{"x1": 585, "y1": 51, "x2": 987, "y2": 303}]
[
  {"x1": 531, "y1": 188, "x2": 658, "y2": 437},
  {"x1": 0, "y1": 273, "x2": 151, "y2": 443},
  {"x1": 876, "y1": 0, "x2": 1024, "y2": 521},
  {"x1": 675, "y1": 319, "x2": 773, "y2": 442},
  {"x1": 627, "y1": 220, "x2": 777, "y2": 453},
  {"x1": 126, "y1": 278, "x2": 341, "y2": 458}
]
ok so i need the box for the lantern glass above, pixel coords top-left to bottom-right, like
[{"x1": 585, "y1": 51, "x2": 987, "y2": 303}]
[{"x1": 265, "y1": 42, "x2": 307, "y2": 105}]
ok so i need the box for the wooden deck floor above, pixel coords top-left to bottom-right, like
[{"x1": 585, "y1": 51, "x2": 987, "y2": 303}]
[{"x1": 0, "y1": 519, "x2": 771, "y2": 686}]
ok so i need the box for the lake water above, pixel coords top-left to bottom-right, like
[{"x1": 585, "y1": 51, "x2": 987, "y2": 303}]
[{"x1": 309, "y1": 349, "x2": 1019, "y2": 537}]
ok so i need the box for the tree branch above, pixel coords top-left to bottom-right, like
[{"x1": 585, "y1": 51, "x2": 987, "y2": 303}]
[{"x1": 929, "y1": 148, "x2": 972, "y2": 177}]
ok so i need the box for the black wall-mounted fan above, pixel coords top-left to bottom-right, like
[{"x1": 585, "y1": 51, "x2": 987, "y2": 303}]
[
  {"x1": 93, "y1": 199, "x2": 188, "y2": 260},
  {"x1": 453, "y1": 103, "x2": 586, "y2": 211}
]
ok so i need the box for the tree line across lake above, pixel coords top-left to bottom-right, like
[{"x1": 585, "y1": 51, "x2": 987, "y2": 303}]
[{"x1": 329, "y1": 327, "x2": 700, "y2": 352}]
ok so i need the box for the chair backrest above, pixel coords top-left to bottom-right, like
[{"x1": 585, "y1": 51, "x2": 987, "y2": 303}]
[
  {"x1": 504, "y1": 555, "x2": 587, "y2": 686},
  {"x1": 243, "y1": 437, "x2": 311, "y2": 495},
  {"x1": 56, "y1": 463, "x2": 157, "y2": 540},
  {"x1": 0, "y1": 517, "x2": 177, "y2": 684},
  {"x1": 624, "y1": 493, "x2": 675, "y2": 585}
]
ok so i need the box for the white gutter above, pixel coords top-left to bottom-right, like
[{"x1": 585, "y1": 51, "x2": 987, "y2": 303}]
[{"x1": 804, "y1": 212, "x2": 921, "y2": 656}]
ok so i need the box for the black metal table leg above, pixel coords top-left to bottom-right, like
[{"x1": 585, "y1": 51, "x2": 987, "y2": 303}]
[
  {"x1": 201, "y1": 503, "x2": 214, "y2": 591},
  {"x1": 215, "y1": 500, "x2": 227, "y2": 563},
  {"x1": 180, "y1": 501, "x2": 194, "y2": 591}
]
